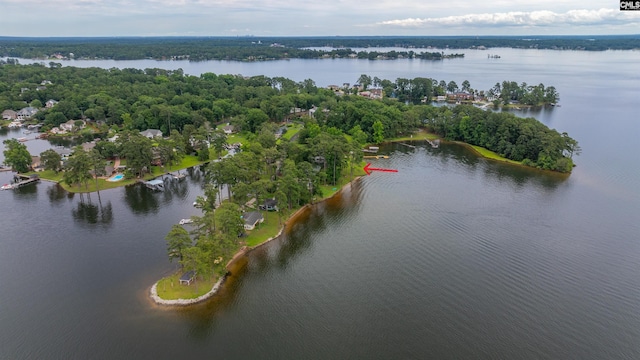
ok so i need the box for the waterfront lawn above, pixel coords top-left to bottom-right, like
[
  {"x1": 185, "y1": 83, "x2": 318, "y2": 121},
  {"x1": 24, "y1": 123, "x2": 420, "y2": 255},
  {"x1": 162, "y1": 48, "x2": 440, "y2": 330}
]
[
  {"x1": 156, "y1": 272, "x2": 220, "y2": 300},
  {"x1": 318, "y1": 163, "x2": 367, "y2": 199},
  {"x1": 387, "y1": 129, "x2": 440, "y2": 142},
  {"x1": 469, "y1": 145, "x2": 522, "y2": 165},
  {"x1": 244, "y1": 212, "x2": 285, "y2": 247}
]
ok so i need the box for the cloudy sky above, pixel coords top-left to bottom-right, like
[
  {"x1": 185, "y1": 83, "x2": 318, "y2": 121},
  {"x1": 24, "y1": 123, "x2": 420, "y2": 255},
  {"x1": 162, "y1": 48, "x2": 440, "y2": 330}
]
[{"x1": 2, "y1": 0, "x2": 639, "y2": 37}]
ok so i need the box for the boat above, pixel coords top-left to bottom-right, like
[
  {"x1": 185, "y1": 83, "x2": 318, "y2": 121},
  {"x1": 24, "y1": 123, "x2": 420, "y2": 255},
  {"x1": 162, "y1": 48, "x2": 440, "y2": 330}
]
[
  {"x1": 179, "y1": 218, "x2": 193, "y2": 225},
  {"x1": 1, "y1": 184, "x2": 13, "y2": 190},
  {"x1": 173, "y1": 173, "x2": 186, "y2": 180},
  {"x1": 23, "y1": 130, "x2": 31, "y2": 135},
  {"x1": 193, "y1": 196, "x2": 208, "y2": 207},
  {"x1": 17, "y1": 137, "x2": 27, "y2": 142}
]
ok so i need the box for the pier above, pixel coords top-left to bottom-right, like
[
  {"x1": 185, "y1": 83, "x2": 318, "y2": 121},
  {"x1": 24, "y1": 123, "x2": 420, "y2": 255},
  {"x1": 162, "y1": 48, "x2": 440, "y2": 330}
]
[{"x1": 11, "y1": 174, "x2": 41, "y2": 189}]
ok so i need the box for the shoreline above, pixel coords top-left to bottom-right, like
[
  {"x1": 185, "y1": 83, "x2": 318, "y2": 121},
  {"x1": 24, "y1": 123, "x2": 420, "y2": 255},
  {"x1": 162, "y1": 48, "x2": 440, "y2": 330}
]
[
  {"x1": 389, "y1": 129, "x2": 572, "y2": 174},
  {"x1": 149, "y1": 176, "x2": 362, "y2": 307}
]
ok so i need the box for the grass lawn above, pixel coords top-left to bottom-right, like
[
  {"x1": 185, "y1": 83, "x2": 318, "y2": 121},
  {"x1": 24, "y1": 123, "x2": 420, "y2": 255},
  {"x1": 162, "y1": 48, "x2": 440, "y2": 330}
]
[
  {"x1": 281, "y1": 123, "x2": 303, "y2": 141},
  {"x1": 244, "y1": 211, "x2": 285, "y2": 247},
  {"x1": 28, "y1": 170, "x2": 137, "y2": 192},
  {"x1": 387, "y1": 129, "x2": 440, "y2": 142},
  {"x1": 468, "y1": 145, "x2": 522, "y2": 165},
  {"x1": 227, "y1": 133, "x2": 250, "y2": 146},
  {"x1": 155, "y1": 271, "x2": 221, "y2": 300},
  {"x1": 318, "y1": 162, "x2": 366, "y2": 200}
]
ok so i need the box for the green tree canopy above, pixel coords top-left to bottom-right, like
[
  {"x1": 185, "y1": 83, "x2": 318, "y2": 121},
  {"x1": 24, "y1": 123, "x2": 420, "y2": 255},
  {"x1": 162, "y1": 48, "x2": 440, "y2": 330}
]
[{"x1": 3, "y1": 139, "x2": 32, "y2": 173}]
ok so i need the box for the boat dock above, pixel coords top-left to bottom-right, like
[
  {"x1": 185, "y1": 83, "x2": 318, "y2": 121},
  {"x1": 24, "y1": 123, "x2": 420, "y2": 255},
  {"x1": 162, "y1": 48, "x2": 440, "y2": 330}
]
[
  {"x1": 426, "y1": 139, "x2": 440, "y2": 148},
  {"x1": 142, "y1": 179, "x2": 165, "y2": 191},
  {"x1": 399, "y1": 143, "x2": 416, "y2": 149},
  {"x1": 11, "y1": 175, "x2": 41, "y2": 189},
  {"x1": 363, "y1": 155, "x2": 389, "y2": 159}
]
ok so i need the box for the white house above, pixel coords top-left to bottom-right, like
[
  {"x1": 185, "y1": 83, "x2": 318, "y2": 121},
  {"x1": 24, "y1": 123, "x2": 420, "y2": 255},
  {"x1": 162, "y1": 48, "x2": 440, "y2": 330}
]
[
  {"x1": 60, "y1": 120, "x2": 85, "y2": 132},
  {"x1": 45, "y1": 99, "x2": 59, "y2": 108},
  {"x1": 242, "y1": 211, "x2": 264, "y2": 231},
  {"x1": 140, "y1": 129, "x2": 163, "y2": 139}
]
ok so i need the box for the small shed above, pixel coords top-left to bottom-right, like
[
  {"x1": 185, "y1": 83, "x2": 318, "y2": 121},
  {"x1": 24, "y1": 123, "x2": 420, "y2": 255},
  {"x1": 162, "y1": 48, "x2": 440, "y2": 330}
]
[{"x1": 179, "y1": 270, "x2": 195, "y2": 285}]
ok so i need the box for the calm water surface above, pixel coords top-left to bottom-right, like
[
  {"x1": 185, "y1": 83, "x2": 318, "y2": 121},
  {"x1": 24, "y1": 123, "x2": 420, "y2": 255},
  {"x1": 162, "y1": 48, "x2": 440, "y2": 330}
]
[{"x1": 1, "y1": 48, "x2": 639, "y2": 359}]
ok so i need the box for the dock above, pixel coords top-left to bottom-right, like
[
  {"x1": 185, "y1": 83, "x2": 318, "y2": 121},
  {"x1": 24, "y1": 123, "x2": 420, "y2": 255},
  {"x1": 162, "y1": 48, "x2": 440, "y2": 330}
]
[
  {"x1": 11, "y1": 174, "x2": 40, "y2": 189},
  {"x1": 363, "y1": 155, "x2": 389, "y2": 159},
  {"x1": 426, "y1": 139, "x2": 440, "y2": 148},
  {"x1": 143, "y1": 179, "x2": 165, "y2": 191},
  {"x1": 399, "y1": 143, "x2": 416, "y2": 149}
]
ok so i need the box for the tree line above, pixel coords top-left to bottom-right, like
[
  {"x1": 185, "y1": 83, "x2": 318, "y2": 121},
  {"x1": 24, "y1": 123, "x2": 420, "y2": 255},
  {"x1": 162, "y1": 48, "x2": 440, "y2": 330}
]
[
  {"x1": 1, "y1": 62, "x2": 577, "y2": 175},
  {"x1": 1, "y1": 36, "x2": 638, "y2": 62}
]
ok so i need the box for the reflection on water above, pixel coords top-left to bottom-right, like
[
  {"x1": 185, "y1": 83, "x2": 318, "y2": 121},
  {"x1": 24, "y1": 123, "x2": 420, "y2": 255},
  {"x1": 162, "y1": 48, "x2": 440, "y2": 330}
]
[
  {"x1": 124, "y1": 184, "x2": 160, "y2": 214},
  {"x1": 46, "y1": 183, "x2": 69, "y2": 204},
  {"x1": 71, "y1": 194, "x2": 113, "y2": 226},
  {"x1": 11, "y1": 182, "x2": 38, "y2": 196},
  {"x1": 162, "y1": 176, "x2": 190, "y2": 202},
  {"x1": 385, "y1": 141, "x2": 568, "y2": 191}
]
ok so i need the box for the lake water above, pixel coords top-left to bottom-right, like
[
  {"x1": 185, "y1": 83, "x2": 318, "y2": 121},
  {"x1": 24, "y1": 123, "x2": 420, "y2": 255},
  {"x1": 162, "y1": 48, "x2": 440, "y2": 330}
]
[{"x1": 1, "y1": 48, "x2": 639, "y2": 359}]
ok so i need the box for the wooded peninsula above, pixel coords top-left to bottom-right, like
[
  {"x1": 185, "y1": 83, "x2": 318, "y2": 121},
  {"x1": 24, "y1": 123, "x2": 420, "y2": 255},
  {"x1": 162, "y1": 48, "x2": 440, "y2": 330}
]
[{"x1": 1, "y1": 61, "x2": 580, "y2": 300}]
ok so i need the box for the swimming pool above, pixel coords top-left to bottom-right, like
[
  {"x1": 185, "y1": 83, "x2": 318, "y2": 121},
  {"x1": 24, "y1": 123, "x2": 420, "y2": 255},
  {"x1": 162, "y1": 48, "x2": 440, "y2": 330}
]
[{"x1": 106, "y1": 174, "x2": 125, "y2": 182}]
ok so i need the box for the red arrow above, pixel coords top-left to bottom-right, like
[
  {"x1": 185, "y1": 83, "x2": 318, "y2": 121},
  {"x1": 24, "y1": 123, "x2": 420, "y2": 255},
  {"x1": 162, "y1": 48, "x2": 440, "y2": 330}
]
[{"x1": 364, "y1": 162, "x2": 398, "y2": 176}]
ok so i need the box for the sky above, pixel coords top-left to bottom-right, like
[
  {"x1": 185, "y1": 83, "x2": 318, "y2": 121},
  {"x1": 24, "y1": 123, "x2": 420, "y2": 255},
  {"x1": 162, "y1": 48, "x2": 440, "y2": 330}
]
[{"x1": 1, "y1": 0, "x2": 639, "y2": 37}]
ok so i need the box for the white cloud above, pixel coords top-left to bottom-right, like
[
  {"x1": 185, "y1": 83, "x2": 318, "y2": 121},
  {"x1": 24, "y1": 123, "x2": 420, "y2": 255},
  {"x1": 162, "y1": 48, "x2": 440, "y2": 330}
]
[{"x1": 376, "y1": 9, "x2": 640, "y2": 28}]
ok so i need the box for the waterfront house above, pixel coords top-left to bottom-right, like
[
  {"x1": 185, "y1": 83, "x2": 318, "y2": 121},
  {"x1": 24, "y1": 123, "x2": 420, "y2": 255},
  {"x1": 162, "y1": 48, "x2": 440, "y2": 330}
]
[
  {"x1": 2, "y1": 110, "x2": 17, "y2": 120},
  {"x1": 243, "y1": 211, "x2": 264, "y2": 231},
  {"x1": 60, "y1": 120, "x2": 85, "y2": 132},
  {"x1": 31, "y1": 156, "x2": 42, "y2": 171},
  {"x1": 223, "y1": 125, "x2": 235, "y2": 135},
  {"x1": 53, "y1": 147, "x2": 73, "y2": 161},
  {"x1": 17, "y1": 107, "x2": 39, "y2": 121},
  {"x1": 259, "y1": 198, "x2": 279, "y2": 211},
  {"x1": 140, "y1": 129, "x2": 163, "y2": 139}
]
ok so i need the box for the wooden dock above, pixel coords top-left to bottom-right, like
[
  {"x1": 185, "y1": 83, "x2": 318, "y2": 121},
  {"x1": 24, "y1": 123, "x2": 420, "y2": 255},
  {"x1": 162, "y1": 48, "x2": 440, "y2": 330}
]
[
  {"x1": 399, "y1": 143, "x2": 416, "y2": 149},
  {"x1": 11, "y1": 175, "x2": 40, "y2": 188},
  {"x1": 427, "y1": 139, "x2": 440, "y2": 148}
]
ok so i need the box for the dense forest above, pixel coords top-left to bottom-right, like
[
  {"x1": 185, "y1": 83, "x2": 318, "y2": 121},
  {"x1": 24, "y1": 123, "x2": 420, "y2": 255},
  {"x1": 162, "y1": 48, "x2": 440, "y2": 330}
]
[
  {"x1": 0, "y1": 35, "x2": 638, "y2": 61},
  {"x1": 1, "y1": 62, "x2": 577, "y2": 173}
]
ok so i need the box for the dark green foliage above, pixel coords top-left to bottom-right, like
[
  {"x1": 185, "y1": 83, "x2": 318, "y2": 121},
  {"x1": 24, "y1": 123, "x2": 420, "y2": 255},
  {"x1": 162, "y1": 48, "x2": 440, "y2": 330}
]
[
  {"x1": 2, "y1": 139, "x2": 32, "y2": 173},
  {"x1": 424, "y1": 105, "x2": 577, "y2": 172},
  {"x1": 0, "y1": 62, "x2": 576, "y2": 174},
  {"x1": 40, "y1": 149, "x2": 62, "y2": 173}
]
